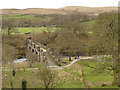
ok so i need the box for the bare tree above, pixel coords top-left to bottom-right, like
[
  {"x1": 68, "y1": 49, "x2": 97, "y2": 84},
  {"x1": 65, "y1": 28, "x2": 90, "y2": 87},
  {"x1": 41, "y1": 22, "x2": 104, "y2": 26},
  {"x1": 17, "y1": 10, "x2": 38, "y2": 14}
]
[
  {"x1": 87, "y1": 12, "x2": 119, "y2": 86},
  {"x1": 37, "y1": 64, "x2": 58, "y2": 89},
  {"x1": 2, "y1": 19, "x2": 19, "y2": 35}
]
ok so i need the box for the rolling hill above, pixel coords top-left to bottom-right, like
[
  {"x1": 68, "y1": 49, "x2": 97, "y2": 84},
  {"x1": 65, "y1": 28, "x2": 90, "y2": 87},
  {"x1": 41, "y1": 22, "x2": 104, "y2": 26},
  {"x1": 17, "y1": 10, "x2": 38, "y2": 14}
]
[{"x1": 0, "y1": 6, "x2": 118, "y2": 16}]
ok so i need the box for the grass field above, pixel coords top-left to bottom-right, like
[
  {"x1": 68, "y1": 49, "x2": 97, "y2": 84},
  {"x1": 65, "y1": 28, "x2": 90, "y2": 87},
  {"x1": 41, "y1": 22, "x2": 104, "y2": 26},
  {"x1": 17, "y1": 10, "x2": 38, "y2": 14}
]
[
  {"x1": 17, "y1": 27, "x2": 56, "y2": 34},
  {"x1": 1, "y1": 14, "x2": 52, "y2": 24},
  {"x1": 2, "y1": 14, "x2": 36, "y2": 19},
  {"x1": 2, "y1": 58, "x2": 118, "y2": 88},
  {"x1": 2, "y1": 62, "x2": 84, "y2": 88},
  {"x1": 83, "y1": 20, "x2": 96, "y2": 34},
  {"x1": 14, "y1": 20, "x2": 95, "y2": 34},
  {"x1": 2, "y1": 26, "x2": 57, "y2": 35},
  {"x1": 80, "y1": 59, "x2": 114, "y2": 88}
]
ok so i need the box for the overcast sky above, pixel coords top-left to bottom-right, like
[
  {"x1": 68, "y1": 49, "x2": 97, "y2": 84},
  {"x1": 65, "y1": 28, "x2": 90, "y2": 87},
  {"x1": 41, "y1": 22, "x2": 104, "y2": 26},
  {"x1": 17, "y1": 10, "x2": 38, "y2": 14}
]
[{"x1": 0, "y1": 0, "x2": 120, "y2": 9}]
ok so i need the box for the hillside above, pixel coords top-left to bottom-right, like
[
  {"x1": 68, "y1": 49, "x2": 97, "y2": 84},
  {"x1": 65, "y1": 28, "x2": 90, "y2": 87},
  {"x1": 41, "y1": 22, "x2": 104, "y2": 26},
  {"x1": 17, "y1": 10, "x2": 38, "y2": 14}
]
[
  {"x1": 1, "y1": 8, "x2": 67, "y2": 15},
  {"x1": 59, "y1": 6, "x2": 118, "y2": 15},
  {"x1": 0, "y1": 6, "x2": 118, "y2": 16}
]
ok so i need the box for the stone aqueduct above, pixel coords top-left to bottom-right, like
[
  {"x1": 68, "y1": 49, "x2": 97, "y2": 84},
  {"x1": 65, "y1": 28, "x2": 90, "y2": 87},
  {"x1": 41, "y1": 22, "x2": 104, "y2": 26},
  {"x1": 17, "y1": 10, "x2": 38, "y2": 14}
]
[{"x1": 27, "y1": 38, "x2": 56, "y2": 64}]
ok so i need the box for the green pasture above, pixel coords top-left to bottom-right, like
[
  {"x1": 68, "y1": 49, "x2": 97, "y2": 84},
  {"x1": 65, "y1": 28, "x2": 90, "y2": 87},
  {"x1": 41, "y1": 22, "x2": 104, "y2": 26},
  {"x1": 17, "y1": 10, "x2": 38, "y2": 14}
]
[
  {"x1": 2, "y1": 26, "x2": 56, "y2": 35},
  {"x1": 2, "y1": 58, "x2": 119, "y2": 88},
  {"x1": 17, "y1": 27, "x2": 56, "y2": 34},
  {"x1": 83, "y1": 20, "x2": 96, "y2": 34},
  {"x1": 2, "y1": 14, "x2": 36, "y2": 19},
  {"x1": 80, "y1": 59, "x2": 115, "y2": 88},
  {"x1": 2, "y1": 14, "x2": 51, "y2": 22},
  {"x1": 2, "y1": 65, "x2": 84, "y2": 88}
]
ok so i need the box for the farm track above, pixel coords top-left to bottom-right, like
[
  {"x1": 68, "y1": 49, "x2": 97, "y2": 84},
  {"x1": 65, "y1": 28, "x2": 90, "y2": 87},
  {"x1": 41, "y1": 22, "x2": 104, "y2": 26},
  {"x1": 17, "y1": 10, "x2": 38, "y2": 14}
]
[
  {"x1": 1, "y1": 55, "x2": 109, "y2": 71},
  {"x1": 1, "y1": 56, "x2": 93, "y2": 71}
]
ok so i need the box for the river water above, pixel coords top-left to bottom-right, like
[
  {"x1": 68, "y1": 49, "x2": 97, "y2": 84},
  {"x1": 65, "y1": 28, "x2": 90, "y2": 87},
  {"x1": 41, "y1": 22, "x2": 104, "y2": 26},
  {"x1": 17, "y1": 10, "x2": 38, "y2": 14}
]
[{"x1": 13, "y1": 58, "x2": 27, "y2": 63}]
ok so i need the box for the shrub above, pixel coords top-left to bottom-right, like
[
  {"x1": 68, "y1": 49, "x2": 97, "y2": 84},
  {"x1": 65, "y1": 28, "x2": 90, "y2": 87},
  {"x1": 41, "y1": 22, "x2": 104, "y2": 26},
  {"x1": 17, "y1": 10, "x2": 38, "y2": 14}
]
[{"x1": 22, "y1": 79, "x2": 27, "y2": 90}]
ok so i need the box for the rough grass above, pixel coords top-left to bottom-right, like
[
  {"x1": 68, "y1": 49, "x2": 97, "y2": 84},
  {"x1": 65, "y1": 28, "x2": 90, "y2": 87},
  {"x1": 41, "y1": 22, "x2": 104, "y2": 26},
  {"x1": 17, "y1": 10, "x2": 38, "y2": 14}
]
[
  {"x1": 60, "y1": 57, "x2": 75, "y2": 66},
  {"x1": 2, "y1": 61, "x2": 84, "y2": 88},
  {"x1": 1, "y1": 7, "x2": 118, "y2": 15},
  {"x1": 2, "y1": 59, "x2": 119, "y2": 88}
]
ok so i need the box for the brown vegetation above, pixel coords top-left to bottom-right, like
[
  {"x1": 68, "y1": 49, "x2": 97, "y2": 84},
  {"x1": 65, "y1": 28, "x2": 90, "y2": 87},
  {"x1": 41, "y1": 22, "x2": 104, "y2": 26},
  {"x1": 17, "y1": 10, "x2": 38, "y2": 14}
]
[{"x1": 1, "y1": 6, "x2": 118, "y2": 16}]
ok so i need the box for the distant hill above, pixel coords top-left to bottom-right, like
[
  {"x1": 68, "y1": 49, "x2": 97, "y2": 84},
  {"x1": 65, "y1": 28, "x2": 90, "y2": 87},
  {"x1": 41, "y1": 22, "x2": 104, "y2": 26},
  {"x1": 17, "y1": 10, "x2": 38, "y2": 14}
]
[
  {"x1": 1, "y1": 6, "x2": 118, "y2": 16},
  {"x1": 59, "y1": 6, "x2": 118, "y2": 15}
]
